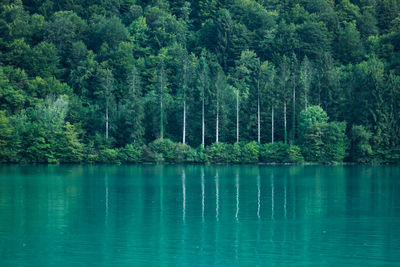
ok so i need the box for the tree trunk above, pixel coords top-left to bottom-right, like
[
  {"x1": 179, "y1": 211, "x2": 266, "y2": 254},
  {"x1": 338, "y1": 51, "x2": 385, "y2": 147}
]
[
  {"x1": 160, "y1": 69, "x2": 164, "y2": 140},
  {"x1": 284, "y1": 101, "x2": 287, "y2": 144},
  {"x1": 236, "y1": 90, "x2": 239, "y2": 143},
  {"x1": 271, "y1": 106, "x2": 274, "y2": 143},
  {"x1": 257, "y1": 89, "x2": 261, "y2": 144},
  {"x1": 292, "y1": 87, "x2": 296, "y2": 144},
  {"x1": 105, "y1": 106, "x2": 109, "y2": 139},
  {"x1": 216, "y1": 98, "x2": 219, "y2": 143},
  {"x1": 305, "y1": 89, "x2": 308, "y2": 110},
  {"x1": 182, "y1": 99, "x2": 186, "y2": 144},
  {"x1": 202, "y1": 94, "x2": 205, "y2": 147}
]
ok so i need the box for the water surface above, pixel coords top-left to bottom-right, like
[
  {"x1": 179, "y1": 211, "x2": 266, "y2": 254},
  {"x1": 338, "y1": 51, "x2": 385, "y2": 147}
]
[{"x1": 0, "y1": 165, "x2": 400, "y2": 266}]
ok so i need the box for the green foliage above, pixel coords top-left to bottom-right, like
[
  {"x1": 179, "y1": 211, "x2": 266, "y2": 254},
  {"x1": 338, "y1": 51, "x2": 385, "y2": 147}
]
[
  {"x1": 350, "y1": 125, "x2": 373, "y2": 163},
  {"x1": 298, "y1": 106, "x2": 348, "y2": 163},
  {"x1": 56, "y1": 122, "x2": 84, "y2": 163},
  {"x1": 322, "y1": 121, "x2": 349, "y2": 163},
  {"x1": 98, "y1": 148, "x2": 119, "y2": 163},
  {"x1": 206, "y1": 142, "x2": 232, "y2": 163},
  {"x1": 0, "y1": 0, "x2": 399, "y2": 164},
  {"x1": 240, "y1": 141, "x2": 260, "y2": 163},
  {"x1": 260, "y1": 142, "x2": 303, "y2": 163},
  {"x1": 148, "y1": 138, "x2": 176, "y2": 162},
  {"x1": 118, "y1": 144, "x2": 143, "y2": 163},
  {"x1": 0, "y1": 110, "x2": 13, "y2": 162}
]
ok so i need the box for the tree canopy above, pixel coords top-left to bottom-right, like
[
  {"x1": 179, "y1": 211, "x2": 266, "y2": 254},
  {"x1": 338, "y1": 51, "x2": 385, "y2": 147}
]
[{"x1": 1, "y1": 0, "x2": 400, "y2": 164}]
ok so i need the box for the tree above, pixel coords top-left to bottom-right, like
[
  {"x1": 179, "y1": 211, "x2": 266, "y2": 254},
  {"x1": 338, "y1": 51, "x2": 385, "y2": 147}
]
[
  {"x1": 0, "y1": 111, "x2": 13, "y2": 161},
  {"x1": 103, "y1": 69, "x2": 114, "y2": 140},
  {"x1": 233, "y1": 50, "x2": 259, "y2": 143},
  {"x1": 350, "y1": 125, "x2": 372, "y2": 163},
  {"x1": 260, "y1": 61, "x2": 277, "y2": 143},
  {"x1": 336, "y1": 21, "x2": 364, "y2": 64},
  {"x1": 118, "y1": 65, "x2": 144, "y2": 146},
  {"x1": 181, "y1": 48, "x2": 189, "y2": 144},
  {"x1": 215, "y1": 9, "x2": 232, "y2": 72},
  {"x1": 298, "y1": 105, "x2": 348, "y2": 163},
  {"x1": 197, "y1": 55, "x2": 210, "y2": 147},
  {"x1": 158, "y1": 49, "x2": 167, "y2": 140},
  {"x1": 214, "y1": 69, "x2": 227, "y2": 143},
  {"x1": 300, "y1": 56, "x2": 313, "y2": 110},
  {"x1": 278, "y1": 56, "x2": 291, "y2": 144}
]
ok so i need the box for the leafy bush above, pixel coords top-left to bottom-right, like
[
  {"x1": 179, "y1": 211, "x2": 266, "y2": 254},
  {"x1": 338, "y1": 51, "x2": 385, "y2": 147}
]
[
  {"x1": 287, "y1": 145, "x2": 304, "y2": 163},
  {"x1": 240, "y1": 141, "x2": 259, "y2": 163},
  {"x1": 118, "y1": 144, "x2": 142, "y2": 163},
  {"x1": 206, "y1": 142, "x2": 232, "y2": 163},
  {"x1": 174, "y1": 143, "x2": 192, "y2": 163},
  {"x1": 260, "y1": 142, "x2": 303, "y2": 163},
  {"x1": 148, "y1": 138, "x2": 176, "y2": 162},
  {"x1": 98, "y1": 148, "x2": 119, "y2": 163},
  {"x1": 298, "y1": 106, "x2": 348, "y2": 163},
  {"x1": 323, "y1": 121, "x2": 348, "y2": 163},
  {"x1": 193, "y1": 146, "x2": 208, "y2": 163},
  {"x1": 350, "y1": 125, "x2": 372, "y2": 163}
]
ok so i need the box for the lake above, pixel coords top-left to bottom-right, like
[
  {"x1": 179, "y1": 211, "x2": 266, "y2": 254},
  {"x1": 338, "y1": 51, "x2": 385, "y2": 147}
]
[{"x1": 0, "y1": 165, "x2": 400, "y2": 266}]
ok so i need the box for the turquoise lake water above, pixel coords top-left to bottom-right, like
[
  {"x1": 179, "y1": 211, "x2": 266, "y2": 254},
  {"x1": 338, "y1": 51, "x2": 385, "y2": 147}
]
[{"x1": 0, "y1": 165, "x2": 400, "y2": 266}]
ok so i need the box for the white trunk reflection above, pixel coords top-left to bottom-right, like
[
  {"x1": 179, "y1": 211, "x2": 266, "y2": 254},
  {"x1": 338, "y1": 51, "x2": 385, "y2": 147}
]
[
  {"x1": 216, "y1": 169, "x2": 219, "y2": 221},
  {"x1": 182, "y1": 168, "x2": 186, "y2": 223},
  {"x1": 235, "y1": 169, "x2": 239, "y2": 221}
]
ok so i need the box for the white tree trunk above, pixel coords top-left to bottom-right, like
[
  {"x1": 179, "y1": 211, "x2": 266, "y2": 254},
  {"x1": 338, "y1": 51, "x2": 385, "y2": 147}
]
[
  {"x1": 305, "y1": 90, "x2": 308, "y2": 110},
  {"x1": 160, "y1": 90, "x2": 163, "y2": 140},
  {"x1": 182, "y1": 99, "x2": 186, "y2": 144},
  {"x1": 271, "y1": 106, "x2": 274, "y2": 143},
  {"x1": 236, "y1": 90, "x2": 239, "y2": 143},
  {"x1": 105, "y1": 106, "x2": 109, "y2": 139},
  {"x1": 284, "y1": 101, "x2": 287, "y2": 144},
  {"x1": 202, "y1": 95, "x2": 205, "y2": 147},
  {"x1": 216, "y1": 98, "x2": 219, "y2": 143},
  {"x1": 257, "y1": 91, "x2": 261, "y2": 144},
  {"x1": 160, "y1": 68, "x2": 164, "y2": 140}
]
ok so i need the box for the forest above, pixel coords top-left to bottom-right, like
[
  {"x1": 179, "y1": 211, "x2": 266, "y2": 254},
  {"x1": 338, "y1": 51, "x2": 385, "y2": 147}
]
[{"x1": 0, "y1": 0, "x2": 399, "y2": 164}]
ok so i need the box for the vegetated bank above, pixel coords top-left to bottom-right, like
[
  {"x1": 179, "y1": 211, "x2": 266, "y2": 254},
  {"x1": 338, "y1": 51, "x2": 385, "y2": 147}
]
[{"x1": 1, "y1": 1, "x2": 400, "y2": 165}]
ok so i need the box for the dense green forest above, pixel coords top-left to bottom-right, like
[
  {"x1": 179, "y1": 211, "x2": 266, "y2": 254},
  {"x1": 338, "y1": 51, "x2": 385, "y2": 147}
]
[{"x1": 0, "y1": 0, "x2": 399, "y2": 164}]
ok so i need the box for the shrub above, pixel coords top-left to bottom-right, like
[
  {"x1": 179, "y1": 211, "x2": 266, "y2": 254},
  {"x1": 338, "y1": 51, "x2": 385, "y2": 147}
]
[
  {"x1": 119, "y1": 144, "x2": 142, "y2": 163},
  {"x1": 194, "y1": 146, "x2": 208, "y2": 163},
  {"x1": 260, "y1": 142, "x2": 303, "y2": 163},
  {"x1": 288, "y1": 145, "x2": 304, "y2": 163},
  {"x1": 98, "y1": 148, "x2": 119, "y2": 163},
  {"x1": 206, "y1": 142, "x2": 232, "y2": 163},
  {"x1": 323, "y1": 121, "x2": 348, "y2": 163},
  {"x1": 350, "y1": 125, "x2": 372, "y2": 163},
  {"x1": 260, "y1": 142, "x2": 289, "y2": 163},
  {"x1": 240, "y1": 141, "x2": 259, "y2": 163},
  {"x1": 298, "y1": 106, "x2": 348, "y2": 163},
  {"x1": 148, "y1": 138, "x2": 176, "y2": 162},
  {"x1": 174, "y1": 143, "x2": 192, "y2": 163},
  {"x1": 229, "y1": 143, "x2": 241, "y2": 163}
]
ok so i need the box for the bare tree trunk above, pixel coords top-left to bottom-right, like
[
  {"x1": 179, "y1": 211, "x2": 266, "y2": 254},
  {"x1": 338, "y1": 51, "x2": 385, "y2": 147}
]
[
  {"x1": 160, "y1": 89, "x2": 163, "y2": 140},
  {"x1": 202, "y1": 95, "x2": 205, "y2": 147},
  {"x1": 182, "y1": 99, "x2": 186, "y2": 144},
  {"x1": 160, "y1": 68, "x2": 164, "y2": 140},
  {"x1": 292, "y1": 87, "x2": 296, "y2": 144},
  {"x1": 271, "y1": 106, "x2": 274, "y2": 143},
  {"x1": 257, "y1": 90, "x2": 261, "y2": 144},
  {"x1": 182, "y1": 58, "x2": 187, "y2": 144},
  {"x1": 236, "y1": 90, "x2": 239, "y2": 143},
  {"x1": 105, "y1": 106, "x2": 109, "y2": 139},
  {"x1": 305, "y1": 90, "x2": 308, "y2": 110},
  {"x1": 284, "y1": 101, "x2": 287, "y2": 144},
  {"x1": 216, "y1": 98, "x2": 219, "y2": 143}
]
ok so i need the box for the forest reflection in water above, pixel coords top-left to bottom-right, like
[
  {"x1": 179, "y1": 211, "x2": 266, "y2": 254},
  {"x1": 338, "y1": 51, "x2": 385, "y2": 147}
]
[{"x1": 0, "y1": 165, "x2": 399, "y2": 266}]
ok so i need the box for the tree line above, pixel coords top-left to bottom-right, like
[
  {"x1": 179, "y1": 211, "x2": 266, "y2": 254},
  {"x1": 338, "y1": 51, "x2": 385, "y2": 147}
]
[{"x1": 0, "y1": 0, "x2": 399, "y2": 164}]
